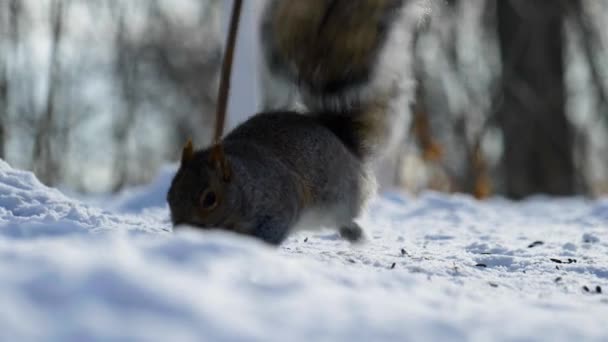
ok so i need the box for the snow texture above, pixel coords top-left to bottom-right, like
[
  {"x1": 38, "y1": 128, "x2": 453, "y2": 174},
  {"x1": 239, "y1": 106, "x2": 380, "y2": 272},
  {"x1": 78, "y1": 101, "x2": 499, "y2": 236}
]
[{"x1": 0, "y1": 159, "x2": 607, "y2": 341}]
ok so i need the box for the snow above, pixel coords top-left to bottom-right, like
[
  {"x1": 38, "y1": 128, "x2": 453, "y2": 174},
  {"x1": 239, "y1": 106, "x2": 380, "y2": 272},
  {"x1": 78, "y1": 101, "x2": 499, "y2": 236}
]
[{"x1": 0, "y1": 159, "x2": 607, "y2": 341}]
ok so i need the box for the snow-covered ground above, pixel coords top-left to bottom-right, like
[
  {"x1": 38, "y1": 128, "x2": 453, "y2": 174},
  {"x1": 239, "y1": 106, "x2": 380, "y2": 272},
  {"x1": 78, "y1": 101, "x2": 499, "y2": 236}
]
[{"x1": 0, "y1": 159, "x2": 607, "y2": 341}]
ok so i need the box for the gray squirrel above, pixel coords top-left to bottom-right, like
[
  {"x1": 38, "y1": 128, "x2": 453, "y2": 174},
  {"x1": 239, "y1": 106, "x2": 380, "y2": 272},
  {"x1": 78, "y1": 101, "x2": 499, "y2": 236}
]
[{"x1": 167, "y1": 0, "x2": 420, "y2": 245}]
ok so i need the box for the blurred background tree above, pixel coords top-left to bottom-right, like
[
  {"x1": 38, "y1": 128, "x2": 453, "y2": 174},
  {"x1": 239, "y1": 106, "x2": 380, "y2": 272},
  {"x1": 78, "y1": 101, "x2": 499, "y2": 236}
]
[
  {"x1": 401, "y1": 0, "x2": 608, "y2": 199},
  {"x1": 1, "y1": 0, "x2": 608, "y2": 200},
  {"x1": 496, "y1": 1, "x2": 573, "y2": 199},
  {"x1": 0, "y1": 0, "x2": 221, "y2": 192}
]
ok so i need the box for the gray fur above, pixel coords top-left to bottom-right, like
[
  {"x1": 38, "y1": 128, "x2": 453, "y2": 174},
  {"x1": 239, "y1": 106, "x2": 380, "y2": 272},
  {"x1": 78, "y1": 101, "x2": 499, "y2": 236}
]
[
  {"x1": 167, "y1": 0, "x2": 432, "y2": 244},
  {"x1": 167, "y1": 112, "x2": 375, "y2": 245}
]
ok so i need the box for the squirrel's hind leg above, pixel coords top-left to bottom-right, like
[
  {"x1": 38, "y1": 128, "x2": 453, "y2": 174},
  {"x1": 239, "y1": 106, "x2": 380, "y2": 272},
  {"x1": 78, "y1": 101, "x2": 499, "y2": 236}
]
[{"x1": 339, "y1": 222, "x2": 364, "y2": 243}]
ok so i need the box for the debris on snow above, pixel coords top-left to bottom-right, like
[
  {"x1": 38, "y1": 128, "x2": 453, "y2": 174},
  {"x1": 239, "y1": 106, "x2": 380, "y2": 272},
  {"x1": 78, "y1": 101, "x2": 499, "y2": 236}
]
[{"x1": 0, "y1": 160, "x2": 607, "y2": 341}]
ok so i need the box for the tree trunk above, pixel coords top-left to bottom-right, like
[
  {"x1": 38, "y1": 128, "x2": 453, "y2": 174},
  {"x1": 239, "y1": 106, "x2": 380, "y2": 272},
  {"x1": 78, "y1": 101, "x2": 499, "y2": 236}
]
[
  {"x1": 111, "y1": 9, "x2": 138, "y2": 192},
  {"x1": 33, "y1": 0, "x2": 64, "y2": 185},
  {"x1": 0, "y1": 63, "x2": 6, "y2": 161},
  {"x1": 0, "y1": 1, "x2": 10, "y2": 160},
  {"x1": 496, "y1": 0, "x2": 575, "y2": 199}
]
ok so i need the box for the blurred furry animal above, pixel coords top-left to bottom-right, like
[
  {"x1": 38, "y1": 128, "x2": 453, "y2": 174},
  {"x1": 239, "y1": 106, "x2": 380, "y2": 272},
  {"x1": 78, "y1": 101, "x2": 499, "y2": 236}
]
[
  {"x1": 261, "y1": 0, "x2": 403, "y2": 109},
  {"x1": 167, "y1": 112, "x2": 376, "y2": 245},
  {"x1": 167, "y1": 0, "x2": 427, "y2": 244},
  {"x1": 260, "y1": 0, "x2": 427, "y2": 155}
]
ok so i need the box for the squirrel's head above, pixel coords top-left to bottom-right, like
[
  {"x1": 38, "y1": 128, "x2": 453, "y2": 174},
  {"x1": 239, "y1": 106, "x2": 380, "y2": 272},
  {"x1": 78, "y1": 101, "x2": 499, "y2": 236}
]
[{"x1": 167, "y1": 140, "x2": 242, "y2": 232}]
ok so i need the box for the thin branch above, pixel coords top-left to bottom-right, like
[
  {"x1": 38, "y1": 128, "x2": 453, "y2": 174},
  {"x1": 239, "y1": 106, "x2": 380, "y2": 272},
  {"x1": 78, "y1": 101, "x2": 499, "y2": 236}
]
[{"x1": 213, "y1": 0, "x2": 242, "y2": 143}]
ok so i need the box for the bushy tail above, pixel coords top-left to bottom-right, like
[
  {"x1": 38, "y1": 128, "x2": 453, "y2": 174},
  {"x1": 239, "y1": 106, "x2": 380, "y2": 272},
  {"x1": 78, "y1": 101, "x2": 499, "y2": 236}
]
[
  {"x1": 261, "y1": 0, "x2": 429, "y2": 159},
  {"x1": 316, "y1": 92, "x2": 403, "y2": 161}
]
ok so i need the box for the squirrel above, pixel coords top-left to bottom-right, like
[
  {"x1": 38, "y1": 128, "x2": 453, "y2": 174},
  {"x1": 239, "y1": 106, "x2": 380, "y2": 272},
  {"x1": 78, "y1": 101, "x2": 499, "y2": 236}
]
[
  {"x1": 167, "y1": 111, "x2": 376, "y2": 245},
  {"x1": 167, "y1": 0, "x2": 426, "y2": 245}
]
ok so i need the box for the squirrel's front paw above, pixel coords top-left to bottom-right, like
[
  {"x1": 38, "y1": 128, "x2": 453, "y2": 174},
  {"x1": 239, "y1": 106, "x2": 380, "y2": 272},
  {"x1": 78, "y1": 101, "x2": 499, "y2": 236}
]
[
  {"x1": 339, "y1": 222, "x2": 364, "y2": 243},
  {"x1": 251, "y1": 215, "x2": 290, "y2": 246}
]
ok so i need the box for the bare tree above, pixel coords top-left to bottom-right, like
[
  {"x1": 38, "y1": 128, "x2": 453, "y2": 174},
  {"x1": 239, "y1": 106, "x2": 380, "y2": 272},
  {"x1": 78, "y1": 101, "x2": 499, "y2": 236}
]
[
  {"x1": 0, "y1": 4, "x2": 7, "y2": 160},
  {"x1": 144, "y1": 0, "x2": 220, "y2": 152},
  {"x1": 108, "y1": 0, "x2": 221, "y2": 190},
  {"x1": 0, "y1": 0, "x2": 20, "y2": 160},
  {"x1": 111, "y1": 7, "x2": 139, "y2": 192},
  {"x1": 0, "y1": 0, "x2": 225, "y2": 192},
  {"x1": 32, "y1": 0, "x2": 66, "y2": 185},
  {"x1": 408, "y1": 0, "x2": 497, "y2": 197},
  {"x1": 0, "y1": 72, "x2": 6, "y2": 161},
  {"x1": 496, "y1": 0, "x2": 576, "y2": 199}
]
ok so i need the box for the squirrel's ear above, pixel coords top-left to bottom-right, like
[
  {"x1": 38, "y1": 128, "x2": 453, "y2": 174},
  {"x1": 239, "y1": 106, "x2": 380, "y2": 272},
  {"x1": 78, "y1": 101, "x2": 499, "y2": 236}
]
[
  {"x1": 181, "y1": 139, "x2": 195, "y2": 164},
  {"x1": 209, "y1": 144, "x2": 232, "y2": 182}
]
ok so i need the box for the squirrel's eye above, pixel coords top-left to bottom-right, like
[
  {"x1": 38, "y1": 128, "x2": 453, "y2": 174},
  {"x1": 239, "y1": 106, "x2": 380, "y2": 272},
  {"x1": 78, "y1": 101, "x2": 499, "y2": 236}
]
[{"x1": 200, "y1": 189, "x2": 218, "y2": 210}]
